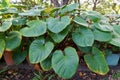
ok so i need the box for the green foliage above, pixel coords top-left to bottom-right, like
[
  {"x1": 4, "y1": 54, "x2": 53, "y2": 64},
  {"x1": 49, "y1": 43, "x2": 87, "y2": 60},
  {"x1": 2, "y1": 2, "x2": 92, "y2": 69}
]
[
  {"x1": 13, "y1": 50, "x2": 28, "y2": 65},
  {"x1": 0, "y1": 21, "x2": 12, "y2": 32},
  {"x1": 20, "y1": 20, "x2": 47, "y2": 37},
  {"x1": 0, "y1": 1, "x2": 120, "y2": 79},
  {"x1": 5, "y1": 31, "x2": 22, "y2": 51},
  {"x1": 0, "y1": 39, "x2": 5, "y2": 59},
  {"x1": 52, "y1": 47, "x2": 79, "y2": 79},
  {"x1": 72, "y1": 27, "x2": 94, "y2": 47},
  {"x1": 40, "y1": 56, "x2": 52, "y2": 71},
  {"x1": 84, "y1": 47, "x2": 109, "y2": 75},
  {"x1": 29, "y1": 37, "x2": 54, "y2": 63},
  {"x1": 47, "y1": 16, "x2": 71, "y2": 33}
]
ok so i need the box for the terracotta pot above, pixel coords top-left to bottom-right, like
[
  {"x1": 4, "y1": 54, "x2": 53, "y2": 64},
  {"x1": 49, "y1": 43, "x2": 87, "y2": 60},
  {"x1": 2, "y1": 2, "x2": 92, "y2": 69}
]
[{"x1": 3, "y1": 51, "x2": 14, "y2": 65}]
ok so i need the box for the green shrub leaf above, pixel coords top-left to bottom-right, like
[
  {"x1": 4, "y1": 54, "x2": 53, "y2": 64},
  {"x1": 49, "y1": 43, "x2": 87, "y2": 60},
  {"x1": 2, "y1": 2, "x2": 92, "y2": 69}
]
[
  {"x1": 0, "y1": 21, "x2": 12, "y2": 32},
  {"x1": 93, "y1": 23, "x2": 113, "y2": 32},
  {"x1": 84, "y1": 47, "x2": 109, "y2": 75},
  {"x1": 47, "y1": 16, "x2": 71, "y2": 33},
  {"x1": 20, "y1": 20, "x2": 46, "y2": 37},
  {"x1": 52, "y1": 47, "x2": 79, "y2": 79},
  {"x1": 29, "y1": 37, "x2": 54, "y2": 63},
  {"x1": 93, "y1": 29, "x2": 112, "y2": 41},
  {"x1": 18, "y1": 9, "x2": 44, "y2": 16},
  {"x1": 5, "y1": 31, "x2": 22, "y2": 51},
  {"x1": 40, "y1": 56, "x2": 52, "y2": 71},
  {"x1": 109, "y1": 37, "x2": 120, "y2": 47},
  {"x1": 12, "y1": 17, "x2": 26, "y2": 26},
  {"x1": 60, "y1": 3, "x2": 79, "y2": 14},
  {"x1": 87, "y1": 11, "x2": 102, "y2": 22},
  {"x1": 74, "y1": 16, "x2": 88, "y2": 27},
  {"x1": 72, "y1": 27, "x2": 94, "y2": 47},
  {"x1": 0, "y1": 39, "x2": 5, "y2": 59},
  {"x1": 49, "y1": 26, "x2": 71, "y2": 43},
  {"x1": 13, "y1": 50, "x2": 28, "y2": 65}
]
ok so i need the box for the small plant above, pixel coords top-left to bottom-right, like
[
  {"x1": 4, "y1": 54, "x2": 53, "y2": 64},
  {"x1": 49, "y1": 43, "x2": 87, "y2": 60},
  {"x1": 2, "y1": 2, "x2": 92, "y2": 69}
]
[
  {"x1": 32, "y1": 71, "x2": 60, "y2": 80},
  {"x1": 112, "y1": 71, "x2": 120, "y2": 80}
]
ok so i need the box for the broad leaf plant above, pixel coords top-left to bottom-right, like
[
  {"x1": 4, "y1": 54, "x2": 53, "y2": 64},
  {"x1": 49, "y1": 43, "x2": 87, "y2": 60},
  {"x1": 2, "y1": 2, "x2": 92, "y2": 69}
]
[{"x1": 0, "y1": 2, "x2": 120, "y2": 79}]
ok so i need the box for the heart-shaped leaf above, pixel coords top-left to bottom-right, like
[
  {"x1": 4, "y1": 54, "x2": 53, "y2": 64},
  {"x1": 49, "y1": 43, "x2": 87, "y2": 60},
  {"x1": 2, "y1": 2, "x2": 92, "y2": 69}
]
[
  {"x1": 94, "y1": 23, "x2": 113, "y2": 32},
  {"x1": 109, "y1": 37, "x2": 120, "y2": 47},
  {"x1": 12, "y1": 17, "x2": 26, "y2": 26},
  {"x1": 0, "y1": 39, "x2": 5, "y2": 59},
  {"x1": 49, "y1": 25, "x2": 71, "y2": 43},
  {"x1": 47, "y1": 16, "x2": 71, "y2": 33},
  {"x1": 112, "y1": 25, "x2": 120, "y2": 37},
  {"x1": 5, "y1": 31, "x2": 22, "y2": 51},
  {"x1": 40, "y1": 56, "x2": 52, "y2": 71},
  {"x1": 0, "y1": 21, "x2": 12, "y2": 32},
  {"x1": 52, "y1": 47, "x2": 79, "y2": 79},
  {"x1": 29, "y1": 37, "x2": 54, "y2": 63},
  {"x1": 78, "y1": 46, "x2": 92, "y2": 53},
  {"x1": 93, "y1": 29, "x2": 112, "y2": 41},
  {"x1": 72, "y1": 27, "x2": 94, "y2": 47},
  {"x1": 1, "y1": 7, "x2": 18, "y2": 14},
  {"x1": 20, "y1": 20, "x2": 46, "y2": 37},
  {"x1": 19, "y1": 9, "x2": 44, "y2": 16},
  {"x1": 60, "y1": 3, "x2": 79, "y2": 14},
  {"x1": 13, "y1": 50, "x2": 28, "y2": 65},
  {"x1": 74, "y1": 16, "x2": 88, "y2": 27},
  {"x1": 84, "y1": 47, "x2": 109, "y2": 75},
  {"x1": 86, "y1": 11, "x2": 102, "y2": 22}
]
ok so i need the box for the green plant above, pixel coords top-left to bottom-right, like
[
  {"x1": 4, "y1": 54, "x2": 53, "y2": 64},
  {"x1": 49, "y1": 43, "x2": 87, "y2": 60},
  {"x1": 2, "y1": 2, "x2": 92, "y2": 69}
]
[
  {"x1": 112, "y1": 71, "x2": 120, "y2": 79},
  {"x1": 32, "y1": 71, "x2": 59, "y2": 80},
  {"x1": 0, "y1": 1, "x2": 120, "y2": 79}
]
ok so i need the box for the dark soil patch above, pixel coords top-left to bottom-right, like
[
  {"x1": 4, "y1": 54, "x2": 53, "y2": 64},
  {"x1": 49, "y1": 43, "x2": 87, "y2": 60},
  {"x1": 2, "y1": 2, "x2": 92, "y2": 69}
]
[
  {"x1": 0, "y1": 63, "x2": 120, "y2": 80},
  {"x1": 0, "y1": 64, "x2": 35, "y2": 80}
]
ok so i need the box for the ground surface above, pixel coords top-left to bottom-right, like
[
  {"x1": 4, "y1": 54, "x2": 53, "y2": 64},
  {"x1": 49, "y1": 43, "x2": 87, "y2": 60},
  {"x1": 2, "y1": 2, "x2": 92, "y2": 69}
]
[{"x1": 0, "y1": 63, "x2": 120, "y2": 80}]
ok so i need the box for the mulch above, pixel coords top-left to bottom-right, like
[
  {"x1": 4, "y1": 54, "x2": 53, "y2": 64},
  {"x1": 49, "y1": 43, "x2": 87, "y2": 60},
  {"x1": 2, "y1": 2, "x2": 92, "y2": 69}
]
[{"x1": 0, "y1": 63, "x2": 120, "y2": 80}]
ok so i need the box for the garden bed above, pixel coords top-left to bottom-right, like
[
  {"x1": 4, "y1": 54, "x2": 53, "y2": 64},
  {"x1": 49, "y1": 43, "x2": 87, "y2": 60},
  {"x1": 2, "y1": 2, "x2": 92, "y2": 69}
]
[{"x1": 0, "y1": 63, "x2": 120, "y2": 80}]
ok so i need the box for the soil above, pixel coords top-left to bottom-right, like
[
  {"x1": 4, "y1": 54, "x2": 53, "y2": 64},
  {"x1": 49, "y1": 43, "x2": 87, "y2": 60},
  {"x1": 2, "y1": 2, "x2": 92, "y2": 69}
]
[
  {"x1": 0, "y1": 64, "x2": 35, "y2": 80},
  {"x1": 0, "y1": 63, "x2": 120, "y2": 80}
]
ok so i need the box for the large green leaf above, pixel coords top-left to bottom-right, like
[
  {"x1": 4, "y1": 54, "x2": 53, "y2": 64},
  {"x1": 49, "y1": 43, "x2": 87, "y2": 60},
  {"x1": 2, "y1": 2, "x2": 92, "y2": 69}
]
[
  {"x1": 86, "y1": 11, "x2": 102, "y2": 22},
  {"x1": 13, "y1": 50, "x2": 28, "y2": 65},
  {"x1": 40, "y1": 56, "x2": 52, "y2": 71},
  {"x1": 5, "y1": 31, "x2": 22, "y2": 51},
  {"x1": 0, "y1": 21, "x2": 12, "y2": 32},
  {"x1": 49, "y1": 26, "x2": 71, "y2": 43},
  {"x1": 93, "y1": 23, "x2": 113, "y2": 32},
  {"x1": 52, "y1": 47, "x2": 79, "y2": 79},
  {"x1": 72, "y1": 27, "x2": 94, "y2": 47},
  {"x1": 47, "y1": 16, "x2": 71, "y2": 33},
  {"x1": 84, "y1": 47, "x2": 109, "y2": 75},
  {"x1": 0, "y1": 39, "x2": 5, "y2": 59},
  {"x1": 18, "y1": 9, "x2": 44, "y2": 16},
  {"x1": 29, "y1": 37, "x2": 54, "y2": 63},
  {"x1": 1, "y1": 0, "x2": 9, "y2": 7},
  {"x1": 0, "y1": 7, "x2": 18, "y2": 14},
  {"x1": 20, "y1": 20, "x2": 46, "y2": 37},
  {"x1": 109, "y1": 37, "x2": 120, "y2": 47},
  {"x1": 60, "y1": 3, "x2": 79, "y2": 14},
  {"x1": 78, "y1": 46, "x2": 92, "y2": 53},
  {"x1": 112, "y1": 25, "x2": 120, "y2": 37},
  {"x1": 74, "y1": 16, "x2": 88, "y2": 27},
  {"x1": 12, "y1": 17, "x2": 26, "y2": 26},
  {"x1": 93, "y1": 29, "x2": 112, "y2": 41}
]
